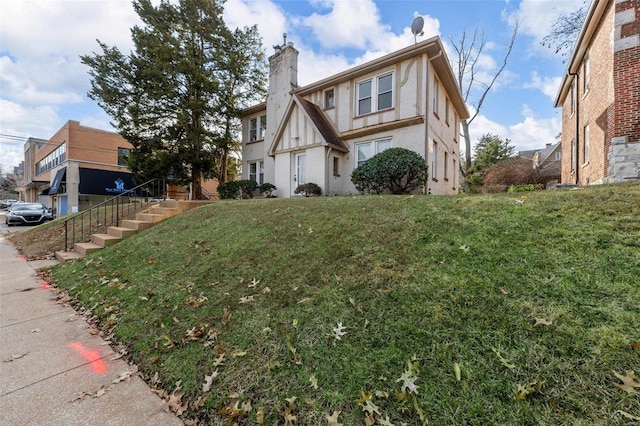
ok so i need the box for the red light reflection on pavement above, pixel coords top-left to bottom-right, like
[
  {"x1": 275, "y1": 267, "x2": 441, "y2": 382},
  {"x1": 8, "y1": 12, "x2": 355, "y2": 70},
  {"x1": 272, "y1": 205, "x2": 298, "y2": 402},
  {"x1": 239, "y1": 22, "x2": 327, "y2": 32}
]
[
  {"x1": 18, "y1": 256, "x2": 26, "y2": 262},
  {"x1": 40, "y1": 282, "x2": 51, "y2": 290},
  {"x1": 68, "y1": 342, "x2": 108, "y2": 374}
]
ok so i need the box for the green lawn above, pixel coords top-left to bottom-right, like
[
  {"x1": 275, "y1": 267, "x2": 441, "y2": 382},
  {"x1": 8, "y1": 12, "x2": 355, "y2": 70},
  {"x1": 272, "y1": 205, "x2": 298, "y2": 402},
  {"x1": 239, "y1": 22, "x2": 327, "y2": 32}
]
[{"x1": 49, "y1": 182, "x2": 640, "y2": 425}]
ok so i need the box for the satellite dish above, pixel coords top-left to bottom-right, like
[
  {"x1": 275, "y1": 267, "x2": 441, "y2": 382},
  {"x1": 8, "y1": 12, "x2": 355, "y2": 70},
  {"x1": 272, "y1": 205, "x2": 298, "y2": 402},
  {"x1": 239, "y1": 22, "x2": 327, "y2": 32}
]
[{"x1": 411, "y1": 16, "x2": 425, "y2": 44}]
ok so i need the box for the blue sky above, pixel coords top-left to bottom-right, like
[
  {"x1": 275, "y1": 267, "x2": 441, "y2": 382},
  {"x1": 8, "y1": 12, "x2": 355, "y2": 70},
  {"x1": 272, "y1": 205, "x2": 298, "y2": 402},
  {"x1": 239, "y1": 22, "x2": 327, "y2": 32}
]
[{"x1": 0, "y1": 0, "x2": 583, "y2": 174}]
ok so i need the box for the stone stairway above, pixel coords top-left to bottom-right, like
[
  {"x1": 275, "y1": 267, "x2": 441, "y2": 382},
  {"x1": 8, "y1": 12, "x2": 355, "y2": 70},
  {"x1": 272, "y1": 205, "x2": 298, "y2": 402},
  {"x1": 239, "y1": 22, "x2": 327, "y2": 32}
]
[{"x1": 54, "y1": 200, "x2": 201, "y2": 262}]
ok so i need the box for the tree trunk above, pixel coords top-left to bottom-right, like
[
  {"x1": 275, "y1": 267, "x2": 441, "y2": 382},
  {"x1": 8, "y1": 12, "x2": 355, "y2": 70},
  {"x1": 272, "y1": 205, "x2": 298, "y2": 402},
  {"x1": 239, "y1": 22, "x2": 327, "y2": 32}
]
[
  {"x1": 461, "y1": 119, "x2": 472, "y2": 171},
  {"x1": 192, "y1": 168, "x2": 203, "y2": 200}
]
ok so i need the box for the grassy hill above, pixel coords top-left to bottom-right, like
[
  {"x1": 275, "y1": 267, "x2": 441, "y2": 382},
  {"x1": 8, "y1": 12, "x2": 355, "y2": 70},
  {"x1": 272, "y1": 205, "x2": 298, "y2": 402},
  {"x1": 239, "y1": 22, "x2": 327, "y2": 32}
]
[{"x1": 49, "y1": 183, "x2": 640, "y2": 425}]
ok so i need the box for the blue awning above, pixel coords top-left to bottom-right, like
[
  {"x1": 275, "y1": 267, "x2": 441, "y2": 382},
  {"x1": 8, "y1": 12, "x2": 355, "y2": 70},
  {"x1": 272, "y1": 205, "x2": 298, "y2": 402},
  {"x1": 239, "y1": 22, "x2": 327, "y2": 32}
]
[{"x1": 48, "y1": 167, "x2": 66, "y2": 195}]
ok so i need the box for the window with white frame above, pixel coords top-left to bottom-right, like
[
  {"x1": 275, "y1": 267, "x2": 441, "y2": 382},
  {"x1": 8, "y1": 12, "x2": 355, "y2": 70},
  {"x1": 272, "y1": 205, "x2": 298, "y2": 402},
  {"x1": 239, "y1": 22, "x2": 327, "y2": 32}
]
[
  {"x1": 584, "y1": 124, "x2": 590, "y2": 163},
  {"x1": 356, "y1": 72, "x2": 393, "y2": 116},
  {"x1": 249, "y1": 161, "x2": 264, "y2": 185},
  {"x1": 249, "y1": 115, "x2": 266, "y2": 142},
  {"x1": 325, "y1": 90, "x2": 335, "y2": 109},
  {"x1": 583, "y1": 52, "x2": 590, "y2": 92},
  {"x1": 444, "y1": 151, "x2": 449, "y2": 180},
  {"x1": 445, "y1": 98, "x2": 450, "y2": 124},
  {"x1": 570, "y1": 80, "x2": 576, "y2": 115},
  {"x1": 431, "y1": 141, "x2": 438, "y2": 179},
  {"x1": 356, "y1": 138, "x2": 392, "y2": 168},
  {"x1": 555, "y1": 152, "x2": 561, "y2": 161},
  {"x1": 433, "y1": 77, "x2": 440, "y2": 116}
]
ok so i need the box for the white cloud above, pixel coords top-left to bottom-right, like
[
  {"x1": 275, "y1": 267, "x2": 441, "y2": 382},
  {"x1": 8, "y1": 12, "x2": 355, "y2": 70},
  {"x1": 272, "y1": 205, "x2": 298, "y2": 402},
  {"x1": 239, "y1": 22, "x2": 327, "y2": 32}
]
[
  {"x1": 523, "y1": 70, "x2": 562, "y2": 101},
  {"x1": 506, "y1": 0, "x2": 583, "y2": 56},
  {"x1": 301, "y1": 0, "x2": 389, "y2": 50},
  {"x1": 224, "y1": 0, "x2": 287, "y2": 49},
  {"x1": 468, "y1": 108, "x2": 561, "y2": 154}
]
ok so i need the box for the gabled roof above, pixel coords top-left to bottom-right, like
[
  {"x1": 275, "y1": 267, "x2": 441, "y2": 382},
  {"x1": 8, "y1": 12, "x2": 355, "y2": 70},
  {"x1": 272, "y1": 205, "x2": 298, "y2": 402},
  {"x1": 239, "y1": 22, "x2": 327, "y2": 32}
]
[
  {"x1": 554, "y1": 0, "x2": 611, "y2": 107},
  {"x1": 296, "y1": 36, "x2": 469, "y2": 120},
  {"x1": 268, "y1": 94, "x2": 348, "y2": 156}
]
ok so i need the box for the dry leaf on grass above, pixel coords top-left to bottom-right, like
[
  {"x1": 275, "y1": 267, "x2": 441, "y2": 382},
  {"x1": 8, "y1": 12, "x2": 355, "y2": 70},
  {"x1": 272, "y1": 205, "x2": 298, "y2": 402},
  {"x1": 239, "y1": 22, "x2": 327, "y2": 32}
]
[
  {"x1": 616, "y1": 410, "x2": 640, "y2": 421},
  {"x1": 533, "y1": 318, "x2": 553, "y2": 327},
  {"x1": 613, "y1": 370, "x2": 640, "y2": 394},
  {"x1": 631, "y1": 342, "x2": 640, "y2": 349},
  {"x1": 326, "y1": 409, "x2": 342, "y2": 426}
]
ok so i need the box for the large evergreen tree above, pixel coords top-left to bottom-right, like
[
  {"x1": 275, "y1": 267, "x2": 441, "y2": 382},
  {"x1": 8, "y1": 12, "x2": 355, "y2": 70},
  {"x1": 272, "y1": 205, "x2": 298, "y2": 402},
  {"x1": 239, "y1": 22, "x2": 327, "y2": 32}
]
[
  {"x1": 81, "y1": 0, "x2": 266, "y2": 198},
  {"x1": 467, "y1": 133, "x2": 515, "y2": 190}
]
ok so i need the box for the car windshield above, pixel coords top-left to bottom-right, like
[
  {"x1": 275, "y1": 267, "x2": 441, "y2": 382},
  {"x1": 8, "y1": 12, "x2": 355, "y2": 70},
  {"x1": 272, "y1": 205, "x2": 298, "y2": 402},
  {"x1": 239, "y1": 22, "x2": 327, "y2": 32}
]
[{"x1": 11, "y1": 203, "x2": 44, "y2": 211}]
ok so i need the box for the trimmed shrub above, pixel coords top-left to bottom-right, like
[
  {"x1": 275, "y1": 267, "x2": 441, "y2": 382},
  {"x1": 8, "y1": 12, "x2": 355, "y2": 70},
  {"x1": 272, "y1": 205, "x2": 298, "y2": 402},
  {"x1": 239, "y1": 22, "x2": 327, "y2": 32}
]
[
  {"x1": 351, "y1": 147, "x2": 428, "y2": 195},
  {"x1": 218, "y1": 180, "x2": 258, "y2": 199},
  {"x1": 238, "y1": 180, "x2": 258, "y2": 198},
  {"x1": 259, "y1": 182, "x2": 277, "y2": 198},
  {"x1": 482, "y1": 157, "x2": 544, "y2": 189},
  {"x1": 294, "y1": 182, "x2": 322, "y2": 197},
  {"x1": 217, "y1": 181, "x2": 240, "y2": 199}
]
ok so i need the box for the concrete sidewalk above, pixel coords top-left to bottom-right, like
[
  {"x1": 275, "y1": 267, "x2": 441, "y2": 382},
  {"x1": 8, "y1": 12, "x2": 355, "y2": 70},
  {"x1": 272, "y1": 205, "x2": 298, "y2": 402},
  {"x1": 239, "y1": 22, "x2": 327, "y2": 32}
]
[{"x1": 0, "y1": 236, "x2": 183, "y2": 426}]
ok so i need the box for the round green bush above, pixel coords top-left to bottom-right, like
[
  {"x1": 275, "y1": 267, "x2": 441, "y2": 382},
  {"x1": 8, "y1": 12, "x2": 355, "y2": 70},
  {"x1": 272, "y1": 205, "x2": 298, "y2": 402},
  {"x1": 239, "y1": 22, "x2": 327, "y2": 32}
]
[{"x1": 351, "y1": 147, "x2": 428, "y2": 194}]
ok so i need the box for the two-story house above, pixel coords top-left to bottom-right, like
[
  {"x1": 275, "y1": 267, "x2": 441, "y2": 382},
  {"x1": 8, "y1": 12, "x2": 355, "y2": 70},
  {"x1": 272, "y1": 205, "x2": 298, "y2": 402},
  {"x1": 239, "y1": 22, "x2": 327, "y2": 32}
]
[
  {"x1": 554, "y1": 0, "x2": 639, "y2": 185},
  {"x1": 241, "y1": 36, "x2": 469, "y2": 197}
]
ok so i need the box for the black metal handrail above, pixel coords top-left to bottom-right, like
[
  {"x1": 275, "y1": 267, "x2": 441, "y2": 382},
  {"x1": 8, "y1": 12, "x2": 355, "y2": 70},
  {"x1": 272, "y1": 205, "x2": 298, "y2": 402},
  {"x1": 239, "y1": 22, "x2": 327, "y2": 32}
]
[{"x1": 63, "y1": 178, "x2": 166, "y2": 252}]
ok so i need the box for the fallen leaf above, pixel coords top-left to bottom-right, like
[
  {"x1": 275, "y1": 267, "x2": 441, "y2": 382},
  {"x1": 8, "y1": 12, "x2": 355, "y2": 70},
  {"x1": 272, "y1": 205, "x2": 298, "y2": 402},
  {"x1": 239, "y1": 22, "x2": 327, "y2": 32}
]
[
  {"x1": 613, "y1": 370, "x2": 640, "y2": 394},
  {"x1": 454, "y1": 362, "x2": 462, "y2": 381},
  {"x1": 631, "y1": 342, "x2": 640, "y2": 349},
  {"x1": 112, "y1": 371, "x2": 133, "y2": 384},
  {"x1": 533, "y1": 318, "x2": 553, "y2": 327},
  {"x1": 248, "y1": 278, "x2": 260, "y2": 288},
  {"x1": 332, "y1": 322, "x2": 347, "y2": 340},
  {"x1": 30, "y1": 328, "x2": 42, "y2": 333},
  {"x1": 326, "y1": 409, "x2": 342, "y2": 426},
  {"x1": 4, "y1": 352, "x2": 28, "y2": 362},
  {"x1": 239, "y1": 295, "x2": 255, "y2": 304},
  {"x1": 309, "y1": 375, "x2": 318, "y2": 390},
  {"x1": 257, "y1": 409, "x2": 265, "y2": 424},
  {"x1": 616, "y1": 410, "x2": 640, "y2": 421},
  {"x1": 491, "y1": 347, "x2": 515, "y2": 370},
  {"x1": 202, "y1": 371, "x2": 219, "y2": 392},
  {"x1": 232, "y1": 350, "x2": 247, "y2": 358},
  {"x1": 499, "y1": 287, "x2": 509, "y2": 295},
  {"x1": 297, "y1": 298, "x2": 311, "y2": 304},
  {"x1": 213, "y1": 353, "x2": 226, "y2": 366},
  {"x1": 514, "y1": 381, "x2": 543, "y2": 400}
]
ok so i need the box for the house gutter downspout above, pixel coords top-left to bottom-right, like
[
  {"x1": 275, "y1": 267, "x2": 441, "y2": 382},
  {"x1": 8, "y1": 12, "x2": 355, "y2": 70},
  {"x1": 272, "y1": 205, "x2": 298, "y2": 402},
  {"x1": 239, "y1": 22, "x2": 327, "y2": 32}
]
[
  {"x1": 568, "y1": 71, "x2": 580, "y2": 185},
  {"x1": 424, "y1": 46, "x2": 442, "y2": 194}
]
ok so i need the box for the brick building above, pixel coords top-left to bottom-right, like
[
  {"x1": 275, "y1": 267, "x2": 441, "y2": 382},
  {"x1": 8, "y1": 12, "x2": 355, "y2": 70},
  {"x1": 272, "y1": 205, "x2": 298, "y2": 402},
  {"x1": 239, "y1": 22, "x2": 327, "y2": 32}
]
[
  {"x1": 19, "y1": 120, "x2": 134, "y2": 216},
  {"x1": 555, "y1": 0, "x2": 640, "y2": 185}
]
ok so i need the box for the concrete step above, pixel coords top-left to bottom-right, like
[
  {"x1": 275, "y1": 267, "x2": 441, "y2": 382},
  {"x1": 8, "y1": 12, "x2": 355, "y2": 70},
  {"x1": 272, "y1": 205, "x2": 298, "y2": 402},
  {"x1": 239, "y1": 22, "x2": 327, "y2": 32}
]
[
  {"x1": 121, "y1": 219, "x2": 155, "y2": 231},
  {"x1": 92, "y1": 233, "x2": 122, "y2": 248},
  {"x1": 149, "y1": 206, "x2": 179, "y2": 217},
  {"x1": 160, "y1": 199, "x2": 179, "y2": 209},
  {"x1": 136, "y1": 213, "x2": 165, "y2": 223},
  {"x1": 108, "y1": 226, "x2": 137, "y2": 239},
  {"x1": 55, "y1": 250, "x2": 83, "y2": 262},
  {"x1": 74, "y1": 242, "x2": 102, "y2": 256}
]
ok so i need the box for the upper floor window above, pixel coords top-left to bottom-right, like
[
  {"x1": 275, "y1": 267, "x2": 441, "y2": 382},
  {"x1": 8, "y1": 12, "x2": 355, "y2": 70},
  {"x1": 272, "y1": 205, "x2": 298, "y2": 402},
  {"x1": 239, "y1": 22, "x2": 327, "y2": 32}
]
[
  {"x1": 36, "y1": 142, "x2": 66, "y2": 175},
  {"x1": 583, "y1": 53, "x2": 590, "y2": 93},
  {"x1": 570, "y1": 80, "x2": 576, "y2": 114},
  {"x1": 325, "y1": 90, "x2": 335, "y2": 109},
  {"x1": 356, "y1": 72, "x2": 393, "y2": 116},
  {"x1": 555, "y1": 152, "x2": 561, "y2": 161},
  {"x1": 249, "y1": 115, "x2": 267, "y2": 142},
  {"x1": 118, "y1": 147, "x2": 130, "y2": 167},
  {"x1": 433, "y1": 77, "x2": 440, "y2": 116},
  {"x1": 356, "y1": 138, "x2": 392, "y2": 168},
  {"x1": 444, "y1": 151, "x2": 449, "y2": 180},
  {"x1": 445, "y1": 97, "x2": 450, "y2": 124}
]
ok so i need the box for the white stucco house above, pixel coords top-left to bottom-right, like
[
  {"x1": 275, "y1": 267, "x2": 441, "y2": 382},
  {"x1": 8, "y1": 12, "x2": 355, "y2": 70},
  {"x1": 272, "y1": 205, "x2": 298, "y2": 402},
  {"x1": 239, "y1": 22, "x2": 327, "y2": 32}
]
[{"x1": 241, "y1": 36, "x2": 469, "y2": 197}]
